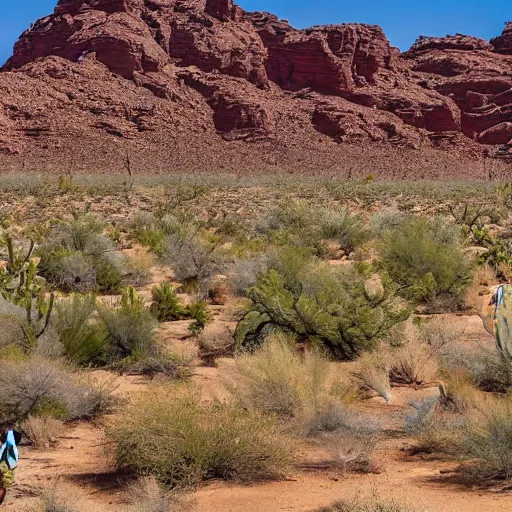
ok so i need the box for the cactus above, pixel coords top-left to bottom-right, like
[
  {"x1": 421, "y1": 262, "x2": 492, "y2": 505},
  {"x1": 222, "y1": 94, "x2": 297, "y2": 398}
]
[
  {"x1": 0, "y1": 232, "x2": 54, "y2": 349},
  {"x1": 120, "y1": 285, "x2": 145, "y2": 312},
  {"x1": 493, "y1": 285, "x2": 512, "y2": 361}
]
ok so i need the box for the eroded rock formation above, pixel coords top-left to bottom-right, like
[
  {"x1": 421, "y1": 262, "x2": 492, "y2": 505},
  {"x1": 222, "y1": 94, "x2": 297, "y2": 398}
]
[{"x1": 0, "y1": 0, "x2": 511, "y2": 176}]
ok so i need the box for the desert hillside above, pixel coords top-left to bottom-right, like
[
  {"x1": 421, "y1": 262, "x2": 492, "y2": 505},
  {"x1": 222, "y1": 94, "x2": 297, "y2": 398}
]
[{"x1": 0, "y1": 0, "x2": 511, "y2": 176}]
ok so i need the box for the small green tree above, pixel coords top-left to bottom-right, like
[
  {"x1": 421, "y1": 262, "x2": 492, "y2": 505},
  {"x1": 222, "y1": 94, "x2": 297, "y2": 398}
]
[
  {"x1": 380, "y1": 217, "x2": 471, "y2": 306},
  {"x1": 235, "y1": 256, "x2": 409, "y2": 360}
]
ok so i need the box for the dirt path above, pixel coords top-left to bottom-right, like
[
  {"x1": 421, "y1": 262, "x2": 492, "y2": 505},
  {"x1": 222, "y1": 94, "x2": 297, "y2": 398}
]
[{"x1": 192, "y1": 455, "x2": 512, "y2": 512}]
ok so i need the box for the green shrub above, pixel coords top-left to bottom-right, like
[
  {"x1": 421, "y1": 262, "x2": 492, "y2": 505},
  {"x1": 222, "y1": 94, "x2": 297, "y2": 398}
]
[
  {"x1": 108, "y1": 387, "x2": 293, "y2": 488},
  {"x1": 380, "y1": 217, "x2": 471, "y2": 307},
  {"x1": 149, "y1": 282, "x2": 187, "y2": 322},
  {"x1": 187, "y1": 300, "x2": 211, "y2": 335},
  {"x1": 98, "y1": 287, "x2": 158, "y2": 362},
  {"x1": 53, "y1": 295, "x2": 107, "y2": 366},
  {"x1": 36, "y1": 215, "x2": 125, "y2": 293},
  {"x1": 94, "y1": 256, "x2": 124, "y2": 293},
  {"x1": 320, "y1": 209, "x2": 369, "y2": 254},
  {"x1": 463, "y1": 399, "x2": 512, "y2": 479},
  {"x1": 235, "y1": 255, "x2": 409, "y2": 360},
  {"x1": 128, "y1": 212, "x2": 167, "y2": 256}
]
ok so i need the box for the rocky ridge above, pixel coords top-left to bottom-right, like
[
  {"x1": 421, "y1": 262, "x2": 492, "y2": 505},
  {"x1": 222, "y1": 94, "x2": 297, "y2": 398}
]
[{"x1": 0, "y1": 1, "x2": 511, "y2": 177}]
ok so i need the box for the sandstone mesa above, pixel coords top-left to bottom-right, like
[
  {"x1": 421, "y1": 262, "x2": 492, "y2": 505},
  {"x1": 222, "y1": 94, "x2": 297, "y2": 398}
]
[{"x1": 0, "y1": 0, "x2": 511, "y2": 176}]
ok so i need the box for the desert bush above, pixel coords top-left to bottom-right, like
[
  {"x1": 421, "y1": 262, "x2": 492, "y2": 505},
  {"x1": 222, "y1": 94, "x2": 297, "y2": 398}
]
[
  {"x1": 53, "y1": 295, "x2": 107, "y2": 366},
  {"x1": 317, "y1": 497, "x2": 423, "y2": 512},
  {"x1": 442, "y1": 346, "x2": 512, "y2": 393},
  {"x1": 232, "y1": 335, "x2": 357, "y2": 434},
  {"x1": 0, "y1": 357, "x2": 113, "y2": 422},
  {"x1": 98, "y1": 287, "x2": 158, "y2": 362},
  {"x1": 314, "y1": 415, "x2": 381, "y2": 472},
  {"x1": 405, "y1": 397, "x2": 464, "y2": 454},
  {"x1": 149, "y1": 282, "x2": 187, "y2": 322},
  {"x1": 45, "y1": 214, "x2": 113, "y2": 259},
  {"x1": 227, "y1": 254, "x2": 269, "y2": 297},
  {"x1": 32, "y1": 486, "x2": 86, "y2": 512},
  {"x1": 380, "y1": 217, "x2": 472, "y2": 307},
  {"x1": 233, "y1": 335, "x2": 330, "y2": 419},
  {"x1": 320, "y1": 209, "x2": 369, "y2": 254},
  {"x1": 53, "y1": 252, "x2": 97, "y2": 292},
  {"x1": 108, "y1": 387, "x2": 293, "y2": 488},
  {"x1": 370, "y1": 209, "x2": 408, "y2": 236},
  {"x1": 198, "y1": 324, "x2": 235, "y2": 365},
  {"x1": 352, "y1": 352, "x2": 391, "y2": 402},
  {"x1": 124, "y1": 247, "x2": 155, "y2": 287},
  {"x1": 0, "y1": 298, "x2": 29, "y2": 348},
  {"x1": 164, "y1": 232, "x2": 224, "y2": 295},
  {"x1": 22, "y1": 415, "x2": 64, "y2": 449},
  {"x1": 235, "y1": 253, "x2": 409, "y2": 359},
  {"x1": 389, "y1": 340, "x2": 439, "y2": 385},
  {"x1": 128, "y1": 212, "x2": 167, "y2": 256},
  {"x1": 36, "y1": 214, "x2": 126, "y2": 293},
  {"x1": 94, "y1": 255, "x2": 124, "y2": 293},
  {"x1": 257, "y1": 200, "x2": 313, "y2": 234},
  {"x1": 463, "y1": 398, "x2": 512, "y2": 478}
]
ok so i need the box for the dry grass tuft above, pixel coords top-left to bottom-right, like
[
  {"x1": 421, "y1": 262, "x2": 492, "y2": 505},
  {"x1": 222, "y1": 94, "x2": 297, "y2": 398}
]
[
  {"x1": 22, "y1": 415, "x2": 64, "y2": 450},
  {"x1": 352, "y1": 352, "x2": 391, "y2": 402}
]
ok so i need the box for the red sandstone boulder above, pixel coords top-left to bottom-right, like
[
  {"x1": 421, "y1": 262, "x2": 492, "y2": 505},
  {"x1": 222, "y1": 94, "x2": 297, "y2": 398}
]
[{"x1": 477, "y1": 122, "x2": 512, "y2": 144}]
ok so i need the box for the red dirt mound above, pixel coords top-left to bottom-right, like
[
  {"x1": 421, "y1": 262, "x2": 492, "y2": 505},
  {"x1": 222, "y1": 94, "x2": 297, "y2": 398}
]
[{"x1": 0, "y1": 0, "x2": 511, "y2": 177}]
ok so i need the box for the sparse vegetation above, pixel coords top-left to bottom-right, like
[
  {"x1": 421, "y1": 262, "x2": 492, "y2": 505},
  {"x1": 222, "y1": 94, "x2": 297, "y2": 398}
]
[
  {"x1": 108, "y1": 386, "x2": 293, "y2": 488},
  {"x1": 317, "y1": 498, "x2": 424, "y2": 512},
  {"x1": 22, "y1": 415, "x2": 64, "y2": 449},
  {"x1": 463, "y1": 399, "x2": 512, "y2": 479},
  {"x1": 5, "y1": 174, "x2": 512, "y2": 509}
]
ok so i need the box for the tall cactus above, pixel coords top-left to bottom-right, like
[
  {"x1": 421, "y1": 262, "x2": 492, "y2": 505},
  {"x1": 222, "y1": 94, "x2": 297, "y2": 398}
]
[
  {"x1": 493, "y1": 285, "x2": 512, "y2": 361},
  {"x1": 0, "y1": 232, "x2": 54, "y2": 349}
]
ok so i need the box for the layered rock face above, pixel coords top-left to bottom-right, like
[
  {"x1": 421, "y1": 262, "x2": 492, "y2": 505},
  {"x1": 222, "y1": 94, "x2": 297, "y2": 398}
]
[{"x1": 0, "y1": 0, "x2": 511, "y2": 176}]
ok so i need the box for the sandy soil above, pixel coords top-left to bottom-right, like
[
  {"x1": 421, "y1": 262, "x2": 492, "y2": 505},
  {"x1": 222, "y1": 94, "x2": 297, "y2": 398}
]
[{"x1": 5, "y1": 309, "x2": 511, "y2": 512}]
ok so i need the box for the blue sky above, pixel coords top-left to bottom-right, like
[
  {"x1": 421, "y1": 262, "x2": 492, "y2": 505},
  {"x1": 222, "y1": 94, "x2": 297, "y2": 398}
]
[{"x1": 0, "y1": 0, "x2": 508, "y2": 66}]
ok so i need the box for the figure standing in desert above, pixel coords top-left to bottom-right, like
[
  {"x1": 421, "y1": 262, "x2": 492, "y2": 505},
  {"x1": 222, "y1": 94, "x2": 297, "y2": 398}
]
[{"x1": 0, "y1": 423, "x2": 21, "y2": 506}]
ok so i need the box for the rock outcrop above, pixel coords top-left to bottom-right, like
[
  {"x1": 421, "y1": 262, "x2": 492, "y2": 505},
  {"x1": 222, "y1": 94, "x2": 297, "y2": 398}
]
[
  {"x1": 0, "y1": 0, "x2": 511, "y2": 177},
  {"x1": 492, "y1": 22, "x2": 512, "y2": 54}
]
